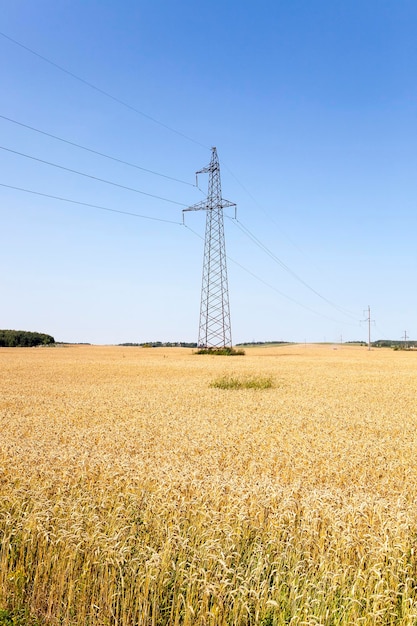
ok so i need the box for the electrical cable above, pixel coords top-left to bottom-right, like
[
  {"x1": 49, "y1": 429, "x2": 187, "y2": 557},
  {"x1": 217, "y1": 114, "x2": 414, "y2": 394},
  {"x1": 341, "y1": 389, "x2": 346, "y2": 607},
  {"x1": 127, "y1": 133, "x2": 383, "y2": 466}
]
[
  {"x1": 0, "y1": 31, "x2": 208, "y2": 150},
  {"x1": 220, "y1": 159, "x2": 320, "y2": 258},
  {"x1": 0, "y1": 31, "x2": 363, "y2": 327},
  {"x1": 0, "y1": 144, "x2": 187, "y2": 207},
  {"x1": 0, "y1": 182, "x2": 182, "y2": 225},
  {"x1": 219, "y1": 158, "x2": 361, "y2": 302},
  {"x1": 0, "y1": 113, "x2": 197, "y2": 188},
  {"x1": 373, "y1": 323, "x2": 391, "y2": 341},
  {"x1": 1, "y1": 176, "x2": 359, "y2": 326},
  {"x1": 182, "y1": 223, "x2": 359, "y2": 327},
  {"x1": 229, "y1": 217, "x2": 359, "y2": 320}
]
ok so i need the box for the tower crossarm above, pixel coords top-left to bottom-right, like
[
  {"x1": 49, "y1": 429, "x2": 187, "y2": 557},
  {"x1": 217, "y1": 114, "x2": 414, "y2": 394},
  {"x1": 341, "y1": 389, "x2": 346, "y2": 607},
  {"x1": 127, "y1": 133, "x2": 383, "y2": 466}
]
[
  {"x1": 183, "y1": 200, "x2": 210, "y2": 213},
  {"x1": 219, "y1": 199, "x2": 236, "y2": 211},
  {"x1": 183, "y1": 199, "x2": 237, "y2": 222}
]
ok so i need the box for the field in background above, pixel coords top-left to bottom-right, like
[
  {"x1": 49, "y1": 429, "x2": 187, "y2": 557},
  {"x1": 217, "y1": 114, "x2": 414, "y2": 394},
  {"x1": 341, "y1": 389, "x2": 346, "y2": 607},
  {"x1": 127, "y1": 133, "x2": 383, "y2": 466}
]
[{"x1": 1, "y1": 344, "x2": 417, "y2": 625}]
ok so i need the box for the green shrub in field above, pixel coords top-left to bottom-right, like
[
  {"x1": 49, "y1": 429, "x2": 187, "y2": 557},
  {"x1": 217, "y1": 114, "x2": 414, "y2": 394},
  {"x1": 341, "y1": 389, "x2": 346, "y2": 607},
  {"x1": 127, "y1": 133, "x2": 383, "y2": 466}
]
[
  {"x1": 0, "y1": 609, "x2": 41, "y2": 626},
  {"x1": 195, "y1": 347, "x2": 245, "y2": 356},
  {"x1": 210, "y1": 374, "x2": 273, "y2": 389},
  {"x1": 0, "y1": 611, "x2": 13, "y2": 626}
]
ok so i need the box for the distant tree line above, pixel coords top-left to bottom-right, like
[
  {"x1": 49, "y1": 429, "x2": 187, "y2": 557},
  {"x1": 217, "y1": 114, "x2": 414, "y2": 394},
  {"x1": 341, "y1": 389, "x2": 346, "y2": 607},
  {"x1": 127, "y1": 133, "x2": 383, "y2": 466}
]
[
  {"x1": 0, "y1": 329, "x2": 55, "y2": 347},
  {"x1": 235, "y1": 341, "x2": 293, "y2": 347},
  {"x1": 373, "y1": 339, "x2": 417, "y2": 349},
  {"x1": 346, "y1": 339, "x2": 417, "y2": 349},
  {"x1": 119, "y1": 341, "x2": 197, "y2": 348}
]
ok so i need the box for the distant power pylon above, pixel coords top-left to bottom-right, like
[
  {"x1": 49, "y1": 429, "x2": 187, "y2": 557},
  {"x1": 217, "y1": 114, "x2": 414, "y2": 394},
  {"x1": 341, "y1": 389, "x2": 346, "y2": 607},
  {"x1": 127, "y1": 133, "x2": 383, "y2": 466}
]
[
  {"x1": 362, "y1": 305, "x2": 374, "y2": 351},
  {"x1": 183, "y1": 147, "x2": 236, "y2": 348}
]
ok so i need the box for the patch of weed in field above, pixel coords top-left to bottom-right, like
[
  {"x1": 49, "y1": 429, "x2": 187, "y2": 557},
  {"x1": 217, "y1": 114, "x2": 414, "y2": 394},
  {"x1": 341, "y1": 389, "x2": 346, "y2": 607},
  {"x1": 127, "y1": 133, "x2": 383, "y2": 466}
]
[
  {"x1": 195, "y1": 347, "x2": 245, "y2": 356},
  {"x1": 0, "y1": 609, "x2": 42, "y2": 626},
  {"x1": 0, "y1": 611, "x2": 13, "y2": 626},
  {"x1": 210, "y1": 375, "x2": 273, "y2": 389}
]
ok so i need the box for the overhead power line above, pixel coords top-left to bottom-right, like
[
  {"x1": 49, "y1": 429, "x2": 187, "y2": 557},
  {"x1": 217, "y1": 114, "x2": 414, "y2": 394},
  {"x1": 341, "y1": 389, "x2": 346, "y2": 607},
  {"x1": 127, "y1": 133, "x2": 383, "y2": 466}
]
[
  {"x1": 183, "y1": 223, "x2": 359, "y2": 328},
  {"x1": 0, "y1": 31, "x2": 208, "y2": 150},
  {"x1": 219, "y1": 159, "x2": 321, "y2": 260},
  {"x1": 2, "y1": 175, "x2": 359, "y2": 328},
  {"x1": 230, "y1": 217, "x2": 358, "y2": 321},
  {"x1": 3, "y1": 177, "x2": 342, "y2": 320},
  {"x1": 0, "y1": 113, "x2": 196, "y2": 188},
  {"x1": 0, "y1": 144, "x2": 187, "y2": 207},
  {"x1": 374, "y1": 323, "x2": 390, "y2": 341},
  {"x1": 0, "y1": 182, "x2": 182, "y2": 225},
  {"x1": 0, "y1": 30, "x2": 362, "y2": 330}
]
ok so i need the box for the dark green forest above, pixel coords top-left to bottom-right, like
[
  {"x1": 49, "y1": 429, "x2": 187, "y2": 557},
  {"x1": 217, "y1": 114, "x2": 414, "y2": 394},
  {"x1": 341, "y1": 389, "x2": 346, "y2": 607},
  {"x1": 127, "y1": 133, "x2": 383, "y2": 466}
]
[{"x1": 0, "y1": 330, "x2": 55, "y2": 347}]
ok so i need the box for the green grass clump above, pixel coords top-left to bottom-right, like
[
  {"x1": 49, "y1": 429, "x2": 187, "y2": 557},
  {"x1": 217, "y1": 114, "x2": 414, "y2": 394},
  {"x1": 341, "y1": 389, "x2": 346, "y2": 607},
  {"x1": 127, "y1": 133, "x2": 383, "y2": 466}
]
[
  {"x1": 0, "y1": 609, "x2": 41, "y2": 626},
  {"x1": 210, "y1": 374, "x2": 273, "y2": 389},
  {"x1": 196, "y1": 347, "x2": 245, "y2": 356},
  {"x1": 0, "y1": 611, "x2": 13, "y2": 626}
]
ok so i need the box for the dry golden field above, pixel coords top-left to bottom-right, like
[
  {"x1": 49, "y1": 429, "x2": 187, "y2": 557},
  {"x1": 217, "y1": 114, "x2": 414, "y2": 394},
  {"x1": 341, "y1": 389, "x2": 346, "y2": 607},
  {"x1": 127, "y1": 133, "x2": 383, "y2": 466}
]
[{"x1": 1, "y1": 343, "x2": 417, "y2": 625}]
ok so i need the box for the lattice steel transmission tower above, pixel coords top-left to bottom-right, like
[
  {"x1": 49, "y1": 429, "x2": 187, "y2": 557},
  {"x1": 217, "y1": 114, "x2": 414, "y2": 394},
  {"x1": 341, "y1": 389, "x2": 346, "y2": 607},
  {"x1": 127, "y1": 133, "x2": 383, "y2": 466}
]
[{"x1": 183, "y1": 147, "x2": 236, "y2": 348}]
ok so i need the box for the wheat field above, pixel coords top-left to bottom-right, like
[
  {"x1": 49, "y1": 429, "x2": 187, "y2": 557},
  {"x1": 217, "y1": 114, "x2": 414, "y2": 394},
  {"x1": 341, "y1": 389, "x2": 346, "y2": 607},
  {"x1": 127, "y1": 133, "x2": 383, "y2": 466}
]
[{"x1": 1, "y1": 343, "x2": 417, "y2": 625}]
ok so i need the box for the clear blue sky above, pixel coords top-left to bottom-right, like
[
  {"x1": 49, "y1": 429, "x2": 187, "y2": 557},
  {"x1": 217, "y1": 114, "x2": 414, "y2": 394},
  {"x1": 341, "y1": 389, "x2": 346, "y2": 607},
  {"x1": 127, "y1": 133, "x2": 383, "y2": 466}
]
[{"x1": 1, "y1": 1, "x2": 416, "y2": 344}]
